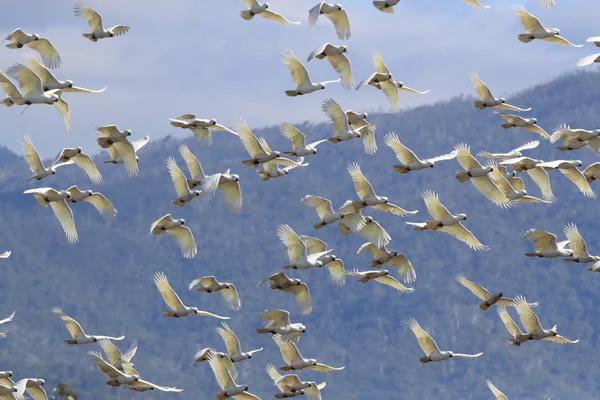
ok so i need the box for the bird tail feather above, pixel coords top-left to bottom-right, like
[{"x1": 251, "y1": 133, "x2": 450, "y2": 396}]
[
  {"x1": 240, "y1": 10, "x2": 254, "y2": 20},
  {"x1": 507, "y1": 339, "x2": 520, "y2": 346},
  {"x1": 473, "y1": 101, "x2": 486, "y2": 110},
  {"x1": 255, "y1": 328, "x2": 272, "y2": 334},
  {"x1": 419, "y1": 356, "x2": 432, "y2": 363},
  {"x1": 501, "y1": 123, "x2": 513, "y2": 129},
  {"x1": 279, "y1": 366, "x2": 293, "y2": 371},
  {"x1": 258, "y1": 170, "x2": 270, "y2": 180},
  {"x1": 358, "y1": 277, "x2": 370, "y2": 283},
  {"x1": 369, "y1": 260, "x2": 382, "y2": 268},
  {"x1": 242, "y1": 159, "x2": 258, "y2": 168},
  {"x1": 524, "y1": 253, "x2": 539, "y2": 257},
  {"x1": 285, "y1": 90, "x2": 299, "y2": 97},
  {"x1": 5, "y1": 42, "x2": 20, "y2": 49},
  {"x1": 283, "y1": 151, "x2": 296, "y2": 156},
  {"x1": 82, "y1": 33, "x2": 98, "y2": 42},
  {"x1": 455, "y1": 171, "x2": 471, "y2": 183},
  {"x1": 479, "y1": 302, "x2": 490, "y2": 311},
  {"x1": 314, "y1": 221, "x2": 326, "y2": 229},
  {"x1": 392, "y1": 165, "x2": 411, "y2": 174},
  {"x1": 171, "y1": 199, "x2": 185, "y2": 207},
  {"x1": 337, "y1": 223, "x2": 351, "y2": 236},
  {"x1": 518, "y1": 34, "x2": 535, "y2": 43},
  {"x1": 373, "y1": 0, "x2": 388, "y2": 10}
]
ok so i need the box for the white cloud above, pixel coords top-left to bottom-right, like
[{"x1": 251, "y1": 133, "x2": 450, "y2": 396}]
[{"x1": 0, "y1": 0, "x2": 597, "y2": 157}]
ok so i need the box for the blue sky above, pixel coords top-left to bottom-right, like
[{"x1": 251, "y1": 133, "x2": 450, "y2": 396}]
[{"x1": 0, "y1": 0, "x2": 598, "y2": 157}]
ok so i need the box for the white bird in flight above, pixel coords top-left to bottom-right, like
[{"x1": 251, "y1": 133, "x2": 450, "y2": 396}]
[
  {"x1": 169, "y1": 114, "x2": 238, "y2": 144},
  {"x1": 206, "y1": 350, "x2": 261, "y2": 400},
  {"x1": 523, "y1": 228, "x2": 572, "y2": 258},
  {"x1": 54, "y1": 147, "x2": 103, "y2": 184},
  {"x1": 478, "y1": 140, "x2": 540, "y2": 162},
  {"x1": 513, "y1": 5, "x2": 581, "y2": 47},
  {"x1": 307, "y1": 43, "x2": 353, "y2": 89},
  {"x1": 514, "y1": 296, "x2": 579, "y2": 344},
  {"x1": 322, "y1": 98, "x2": 375, "y2": 153},
  {"x1": 357, "y1": 242, "x2": 416, "y2": 283},
  {"x1": 356, "y1": 52, "x2": 399, "y2": 112},
  {"x1": 281, "y1": 49, "x2": 340, "y2": 97},
  {"x1": 536, "y1": 160, "x2": 596, "y2": 198},
  {"x1": 258, "y1": 272, "x2": 313, "y2": 315},
  {"x1": 384, "y1": 132, "x2": 458, "y2": 174},
  {"x1": 256, "y1": 309, "x2": 306, "y2": 343},
  {"x1": 166, "y1": 157, "x2": 201, "y2": 207},
  {"x1": 455, "y1": 273, "x2": 536, "y2": 310},
  {"x1": 74, "y1": 2, "x2": 130, "y2": 42},
  {"x1": 2, "y1": 28, "x2": 61, "y2": 68},
  {"x1": 562, "y1": 223, "x2": 599, "y2": 264},
  {"x1": 373, "y1": 0, "x2": 401, "y2": 13},
  {"x1": 66, "y1": 185, "x2": 117, "y2": 219},
  {"x1": 308, "y1": 2, "x2": 351, "y2": 40},
  {"x1": 103, "y1": 134, "x2": 150, "y2": 177},
  {"x1": 406, "y1": 191, "x2": 488, "y2": 251},
  {"x1": 152, "y1": 272, "x2": 229, "y2": 319},
  {"x1": 24, "y1": 187, "x2": 78, "y2": 243},
  {"x1": 189, "y1": 276, "x2": 241, "y2": 310},
  {"x1": 216, "y1": 322, "x2": 263, "y2": 363},
  {"x1": 497, "y1": 113, "x2": 549, "y2": 139},
  {"x1": 241, "y1": 0, "x2": 301, "y2": 24},
  {"x1": 407, "y1": 318, "x2": 483, "y2": 363},
  {"x1": 272, "y1": 334, "x2": 345, "y2": 372},
  {"x1": 469, "y1": 72, "x2": 531, "y2": 112},
  {"x1": 346, "y1": 269, "x2": 414, "y2": 293},
  {"x1": 150, "y1": 214, "x2": 197, "y2": 258},
  {"x1": 25, "y1": 54, "x2": 107, "y2": 93},
  {"x1": 52, "y1": 307, "x2": 124, "y2": 345},
  {"x1": 280, "y1": 122, "x2": 328, "y2": 157},
  {"x1": 0, "y1": 311, "x2": 15, "y2": 339}
]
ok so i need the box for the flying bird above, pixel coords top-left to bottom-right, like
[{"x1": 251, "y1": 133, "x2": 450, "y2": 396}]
[
  {"x1": 216, "y1": 322, "x2": 263, "y2": 362},
  {"x1": 384, "y1": 132, "x2": 457, "y2": 173},
  {"x1": 576, "y1": 52, "x2": 600, "y2": 67},
  {"x1": 166, "y1": 157, "x2": 201, "y2": 207},
  {"x1": 2, "y1": 29, "x2": 61, "y2": 68},
  {"x1": 258, "y1": 157, "x2": 308, "y2": 181},
  {"x1": 514, "y1": 296, "x2": 579, "y2": 343},
  {"x1": 52, "y1": 307, "x2": 124, "y2": 345},
  {"x1": 550, "y1": 125, "x2": 599, "y2": 152},
  {"x1": 469, "y1": 72, "x2": 531, "y2": 111},
  {"x1": 513, "y1": 5, "x2": 581, "y2": 47},
  {"x1": 150, "y1": 214, "x2": 197, "y2": 258},
  {"x1": 297, "y1": 234, "x2": 346, "y2": 285},
  {"x1": 373, "y1": 0, "x2": 402, "y2": 13},
  {"x1": 562, "y1": 223, "x2": 599, "y2": 264},
  {"x1": 25, "y1": 54, "x2": 106, "y2": 93},
  {"x1": 346, "y1": 269, "x2": 414, "y2": 293},
  {"x1": 0, "y1": 311, "x2": 15, "y2": 339},
  {"x1": 455, "y1": 144, "x2": 513, "y2": 208},
  {"x1": 497, "y1": 113, "x2": 549, "y2": 139},
  {"x1": 455, "y1": 273, "x2": 535, "y2": 310},
  {"x1": 21, "y1": 135, "x2": 69, "y2": 181},
  {"x1": 169, "y1": 114, "x2": 238, "y2": 144},
  {"x1": 281, "y1": 49, "x2": 340, "y2": 97},
  {"x1": 523, "y1": 228, "x2": 572, "y2": 258},
  {"x1": 0, "y1": 251, "x2": 10, "y2": 259},
  {"x1": 478, "y1": 140, "x2": 540, "y2": 162},
  {"x1": 272, "y1": 334, "x2": 345, "y2": 372},
  {"x1": 280, "y1": 122, "x2": 328, "y2": 157},
  {"x1": 256, "y1": 309, "x2": 306, "y2": 343},
  {"x1": 536, "y1": 160, "x2": 596, "y2": 198},
  {"x1": 74, "y1": 2, "x2": 130, "y2": 42},
  {"x1": 499, "y1": 157, "x2": 554, "y2": 201},
  {"x1": 406, "y1": 191, "x2": 488, "y2": 251},
  {"x1": 66, "y1": 186, "x2": 117, "y2": 219},
  {"x1": 356, "y1": 52, "x2": 399, "y2": 111},
  {"x1": 152, "y1": 272, "x2": 229, "y2": 319},
  {"x1": 342, "y1": 163, "x2": 418, "y2": 216},
  {"x1": 300, "y1": 195, "x2": 347, "y2": 229},
  {"x1": 240, "y1": 0, "x2": 301, "y2": 24},
  {"x1": 53, "y1": 147, "x2": 102, "y2": 183},
  {"x1": 258, "y1": 272, "x2": 313, "y2": 315},
  {"x1": 307, "y1": 43, "x2": 353, "y2": 89},
  {"x1": 206, "y1": 351, "x2": 260, "y2": 400},
  {"x1": 189, "y1": 276, "x2": 241, "y2": 310},
  {"x1": 277, "y1": 224, "x2": 332, "y2": 271},
  {"x1": 24, "y1": 187, "x2": 78, "y2": 243},
  {"x1": 178, "y1": 145, "x2": 242, "y2": 213},
  {"x1": 356, "y1": 242, "x2": 416, "y2": 283},
  {"x1": 96, "y1": 125, "x2": 132, "y2": 149},
  {"x1": 322, "y1": 98, "x2": 374, "y2": 153},
  {"x1": 2, "y1": 64, "x2": 70, "y2": 132},
  {"x1": 308, "y1": 2, "x2": 351, "y2": 40},
  {"x1": 0, "y1": 378, "x2": 27, "y2": 400},
  {"x1": 339, "y1": 212, "x2": 391, "y2": 249},
  {"x1": 103, "y1": 134, "x2": 149, "y2": 177},
  {"x1": 265, "y1": 364, "x2": 325, "y2": 399},
  {"x1": 407, "y1": 318, "x2": 483, "y2": 363},
  {"x1": 234, "y1": 118, "x2": 287, "y2": 167}
]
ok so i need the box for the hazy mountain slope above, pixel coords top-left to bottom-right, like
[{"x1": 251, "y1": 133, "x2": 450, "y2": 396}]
[{"x1": 1, "y1": 70, "x2": 600, "y2": 399}]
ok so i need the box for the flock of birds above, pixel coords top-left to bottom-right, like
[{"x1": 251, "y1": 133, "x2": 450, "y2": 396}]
[{"x1": 1, "y1": 0, "x2": 599, "y2": 399}]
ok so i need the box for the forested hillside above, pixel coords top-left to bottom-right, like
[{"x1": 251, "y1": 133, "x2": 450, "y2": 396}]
[{"x1": 1, "y1": 70, "x2": 600, "y2": 399}]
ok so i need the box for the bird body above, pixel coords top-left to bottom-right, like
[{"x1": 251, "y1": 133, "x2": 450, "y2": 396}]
[
  {"x1": 523, "y1": 229, "x2": 572, "y2": 258},
  {"x1": 273, "y1": 334, "x2": 344, "y2": 372},
  {"x1": 240, "y1": 0, "x2": 300, "y2": 24},
  {"x1": 356, "y1": 242, "x2": 416, "y2": 283},
  {"x1": 470, "y1": 71, "x2": 531, "y2": 112},
  {"x1": 309, "y1": 2, "x2": 351, "y2": 40},
  {"x1": 256, "y1": 309, "x2": 306, "y2": 342},
  {"x1": 513, "y1": 5, "x2": 581, "y2": 47},
  {"x1": 74, "y1": 2, "x2": 130, "y2": 41},
  {"x1": 26, "y1": 188, "x2": 71, "y2": 205},
  {"x1": 96, "y1": 125, "x2": 132, "y2": 149},
  {"x1": 347, "y1": 269, "x2": 414, "y2": 293},
  {"x1": 408, "y1": 319, "x2": 482, "y2": 363},
  {"x1": 300, "y1": 195, "x2": 345, "y2": 229},
  {"x1": 217, "y1": 322, "x2": 263, "y2": 362},
  {"x1": 514, "y1": 296, "x2": 579, "y2": 343},
  {"x1": 3, "y1": 29, "x2": 61, "y2": 68},
  {"x1": 52, "y1": 307, "x2": 124, "y2": 345},
  {"x1": 150, "y1": 214, "x2": 197, "y2": 258}
]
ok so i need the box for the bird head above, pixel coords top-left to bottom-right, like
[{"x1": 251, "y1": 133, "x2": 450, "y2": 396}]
[
  {"x1": 126, "y1": 129, "x2": 132, "y2": 136},
  {"x1": 520, "y1": 190, "x2": 527, "y2": 196},
  {"x1": 335, "y1": 4, "x2": 343, "y2": 10},
  {"x1": 299, "y1": 324, "x2": 307, "y2": 333},
  {"x1": 330, "y1": 255, "x2": 337, "y2": 261},
  {"x1": 499, "y1": 98, "x2": 506, "y2": 104},
  {"x1": 179, "y1": 219, "x2": 186, "y2": 225},
  {"x1": 392, "y1": 251, "x2": 399, "y2": 256},
  {"x1": 245, "y1": 385, "x2": 249, "y2": 391},
  {"x1": 232, "y1": 174, "x2": 240, "y2": 182},
  {"x1": 274, "y1": 151, "x2": 281, "y2": 158},
  {"x1": 593, "y1": 129, "x2": 600, "y2": 137},
  {"x1": 87, "y1": 190, "x2": 93, "y2": 196},
  {"x1": 109, "y1": 32, "x2": 115, "y2": 38},
  {"x1": 224, "y1": 284, "x2": 230, "y2": 289},
  {"x1": 532, "y1": 118, "x2": 538, "y2": 124},
  {"x1": 341, "y1": 45, "x2": 348, "y2": 53},
  {"x1": 195, "y1": 191, "x2": 201, "y2": 196},
  {"x1": 312, "y1": 149, "x2": 317, "y2": 155},
  {"x1": 382, "y1": 196, "x2": 389, "y2": 204},
  {"x1": 356, "y1": 131, "x2": 362, "y2": 138},
  {"x1": 52, "y1": 171, "x2": 56, "y2": 175},
  {"x1": 310, "y1": 359, "x2": 318, "y2": 366},
  {"x1": 264, "y1": 3, "x2": 269, "y2": 8},
  {"x1": 93, "y1": 337, "x2": 98, "y2": 342},
  {"x1": 458, "y1": 213, "x2": 467, "y2": 220},
  {"x1": 448, "y1": 352, "x2": 454, "y2": 358},
  {"x1": 192, "y1": 307, "x2": 199, "y2": 314},
  {"x1": 319, "y1": 84, "x2": 326, "y2": 90},
  {"x1": 396, "y1": 81, "x2": 404, "y2": 88},
  {"x1": 65, "y1": 193, "x2": 71, "y2": 199},
  {"x1": 575, "y1": 160, "x2": 583, "y2": 167},
  {"x1": 486, "y1": 166, "x2": 494, "y2": 173},
  {"x1": 77, "y1": 147, "x2": 82, "y2": 153},
  {"x1": 365, "y1": 216, "x2": 374, "y2": 223},
  {"x1": 210, "y1": 119, "x2": 217, "y2": 125},
  {"x1": 66, "y1": 80, "x2": 74, "y2": 87},
  {"x1": 427, "y1": 161, "x2": 434, "y2": 168},
  {"x1": 33, "y1": 34, "x2": 40, "y2": 40}
]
